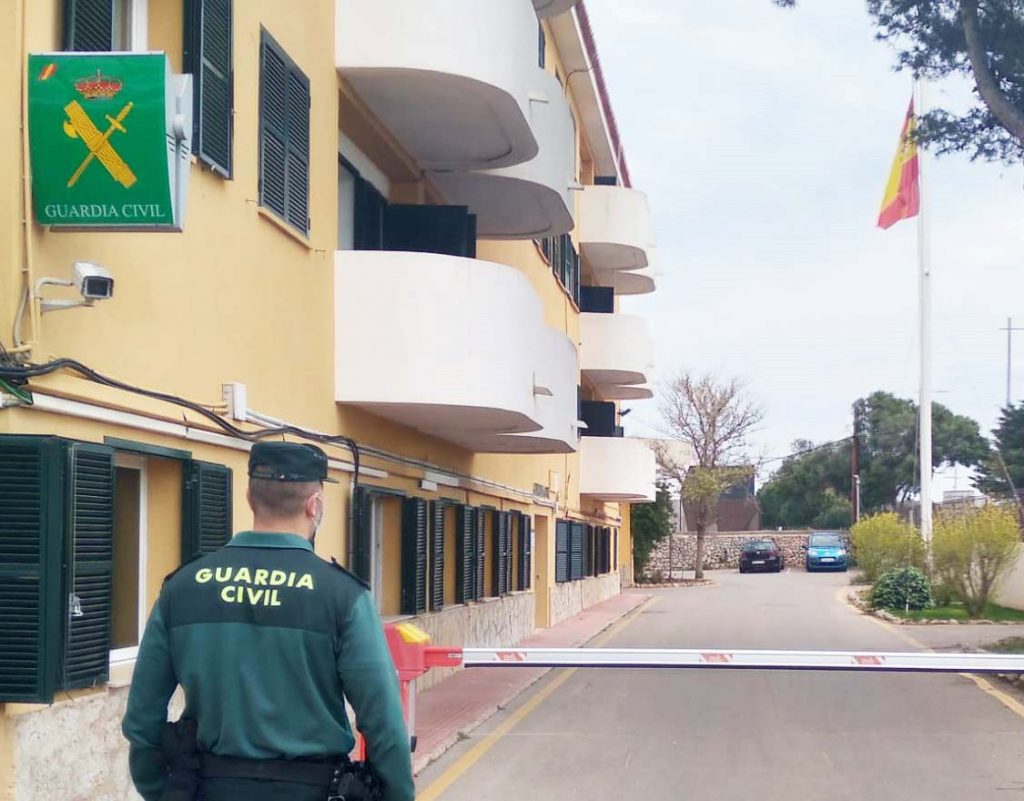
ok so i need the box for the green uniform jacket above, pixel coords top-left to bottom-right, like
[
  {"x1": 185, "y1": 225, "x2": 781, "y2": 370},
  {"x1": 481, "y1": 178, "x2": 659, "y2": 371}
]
[{"x1": 122, "y1": 531, "x2": 414, "y2": 801}]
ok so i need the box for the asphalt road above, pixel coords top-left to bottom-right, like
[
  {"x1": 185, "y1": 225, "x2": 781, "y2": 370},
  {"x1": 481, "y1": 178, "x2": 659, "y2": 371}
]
[{"x1": 415, "y1": 569, "x2": 1024, "y2": 800}]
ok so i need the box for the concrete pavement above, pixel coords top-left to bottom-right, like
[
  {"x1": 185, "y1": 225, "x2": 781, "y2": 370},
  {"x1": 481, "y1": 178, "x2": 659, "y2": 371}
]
[{"x1": 415, "y1": 569, "x2": 1024, "y2": 800}]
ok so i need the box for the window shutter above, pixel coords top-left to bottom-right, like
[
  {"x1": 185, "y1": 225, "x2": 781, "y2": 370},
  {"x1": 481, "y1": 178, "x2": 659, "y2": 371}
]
[
  {"x1": 64, "y1": 0, "x2": 114, "y2": 51},
  {"x1": 493, "y1": 512, "x2": 510, "y2": 597},
  {"x1": 569, "y1": 522, "x2": 584, "y2": 581},
  {"x1": 400, "y1": 498, "x2": 428, "y2": 616},
  {"x1": 517, "y1": 514, "x2": 532, "y2": 591},
  {"x1": 352, "y1": 487, "x2": 372, "y2": 585},
  {"x1": 430, "y1": 501, "x2": 445, "y2": 612},
  {"x1": 182, "y1": 461, "x2": 233, "y2": 562},
  {"x1": 285, "y1": 68, "x2": 310, "y2": 233},
  {"x1": 259, "y1": 30, "x2": 308, "y2": 234},
  {"x1": 555, "y1": 520, "x2": 569, "y2": 583},
  {"x1": 0, "y1": 437, "x2": 63, "y2": 703},
  {"x1": 62, "y1": 443, "x2": 115, "y2": 690},
  {"x1": 474, "y1": 508, "x2": 486, "y2": 600},
  {"x1": 185, "y1": 0, "x2": 234, "y2": 177},
  {"x1": 456, "y1": 505, "x2": 474, "y2": 604}
]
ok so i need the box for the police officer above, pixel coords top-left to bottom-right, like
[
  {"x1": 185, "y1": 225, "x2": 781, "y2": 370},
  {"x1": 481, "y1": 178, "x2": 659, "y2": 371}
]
[{"x1": 122, "y1": 442, "x2": 415, "y2": 801}]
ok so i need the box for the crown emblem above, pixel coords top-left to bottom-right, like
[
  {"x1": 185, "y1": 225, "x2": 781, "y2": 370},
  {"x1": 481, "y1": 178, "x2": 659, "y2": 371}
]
[{"x1": 74, "y1": 69, "x2": 123, "y2": 100}]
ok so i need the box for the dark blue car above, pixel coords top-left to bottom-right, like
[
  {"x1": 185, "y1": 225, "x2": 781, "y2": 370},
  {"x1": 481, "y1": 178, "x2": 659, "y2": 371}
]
[{"x1": 805, "y1": 532, "x2": 848, "y2": 572}]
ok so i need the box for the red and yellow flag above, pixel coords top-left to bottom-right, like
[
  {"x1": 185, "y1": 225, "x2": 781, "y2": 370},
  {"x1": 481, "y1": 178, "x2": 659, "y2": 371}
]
[{"x1": 877, "y1": 99, "x2": 920, "y2": 229}]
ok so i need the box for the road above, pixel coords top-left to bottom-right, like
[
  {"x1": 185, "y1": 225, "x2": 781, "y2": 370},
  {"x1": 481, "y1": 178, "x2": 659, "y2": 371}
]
[{"x1": 415, "y1": 569, "x2": 1024, "y2": 800}]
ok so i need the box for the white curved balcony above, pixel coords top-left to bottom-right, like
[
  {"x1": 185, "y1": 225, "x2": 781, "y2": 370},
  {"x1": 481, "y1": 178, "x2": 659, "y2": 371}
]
[
  {"x1": 533, "y1": 0, "x2": 580, "y2": 18},
  {"x1": 578, "y1": 185, "x2": 653, "y2": 271},
  {"x1": 430, "y1": 72, "x2": 574, "y2": 238},
  {"x1": 595, "y1": 267, "x2": 656, "y2": 296},
  {"x1": 580, "y1": 312, "x2": 654, "y2": 390},
  {"x1": 580, "y1": 436, "x2": 656, "y2": 502},
  {"x1": 448, "y1": 329, "x2": 579, "y2": 453},
  {"x1": 599, "y1": 385, "x2": 654, "y2": 401},
  {"x1": 335, "y1": 251, "x2": 548, "y2": 444},
  {"x1": 337, "y1": 0, "x2": 539, "y2": 170}
]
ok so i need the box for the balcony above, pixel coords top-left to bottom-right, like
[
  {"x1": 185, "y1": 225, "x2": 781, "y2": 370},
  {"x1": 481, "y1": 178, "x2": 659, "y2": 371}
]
[
  {"x1": 430, "y1": 72, "x2": 574, "y2": 238},
  {"x1": 335, "y1": 251, "x2": 545, "y2": 444},
  {"x1": 453, "y1": 328, "x2": 579, "y2": 453},
  {"x1": 579, "y1": 312, "x2": 654, "y2": 391},
  {"x1": 594, "y1": 267, "x2": 656, "y2": 296},
  {"x1": 533, "y1": 0, "x2": 581, "y2": 18},
  {"x1": 335, "y1": 251, "x2": 580, "y2": 453},
  {"x1": 578, "y1": 185, "x2": 653, "y2": 271},
  {"x1": 579, "y1": 436, "x2": 656, "y2": 502},
  {"x1": 337, "y1": 0, "x2": 539, "y2": 170}
]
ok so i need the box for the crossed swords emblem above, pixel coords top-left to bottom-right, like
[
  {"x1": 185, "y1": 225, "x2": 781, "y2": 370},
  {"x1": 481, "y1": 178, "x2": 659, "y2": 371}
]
[{"x1": 62, "y1": 100, "x2": 137, "y2": 189}]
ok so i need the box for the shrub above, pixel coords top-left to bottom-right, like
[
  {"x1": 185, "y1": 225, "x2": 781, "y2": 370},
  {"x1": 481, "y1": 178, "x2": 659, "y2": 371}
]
[
  {"x1": 871, "y1": 567, "x2": 933, "y2": 611},
  {"x1": 850, "y1": 512, "x2": 926, "y2": 582},
  {"x1": 932, "y1": 505, "x2": 1021, "y2": 618}
]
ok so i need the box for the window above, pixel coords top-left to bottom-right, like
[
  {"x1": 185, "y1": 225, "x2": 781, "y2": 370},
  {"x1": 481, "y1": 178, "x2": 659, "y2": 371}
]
[
  {"x1": 110, "y1": 455, "x2": 146, "y2": 662},
  {"x1": 456, "y1": 505, "x2": 485, "y2": 603},
  {"x1": 492, "y1": 511, "x2": 512, "y2": 597},
  {"x1": 538, "y1": 22, "x2": 546, "y2": 69},
  {"x1": 259, "y1": 30, "x2": 310, "y2": 235},
  {"x1": 516, "y1": 513, "x2": 533, "y2": 591},
  {"x1": 338, "y1": 160, "x2": 357, "y2": 250},
  {"x1": 569, "y1": 522, "x2": 585, "y2": 581},
  {"x1": 64, "y1": 0, "x2": 146, "y2": 51},
  {"x1": 538, "y1": 234, "x2": 580, "y2": 304},
  {"x1": 555, "y1": 520, "x2": 569, "y2": 583},
  {"x1": 0, "y1": 435, "x2": 232, "y2": 704},
  {"x1": 184, "y1": 0, "x2": 233, "y2": 177}
]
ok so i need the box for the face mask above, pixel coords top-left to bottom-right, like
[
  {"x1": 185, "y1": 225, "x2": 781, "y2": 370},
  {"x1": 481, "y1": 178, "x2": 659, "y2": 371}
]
[{"x1": 310, "y1": 496, "x2": 324, "y2": 547}]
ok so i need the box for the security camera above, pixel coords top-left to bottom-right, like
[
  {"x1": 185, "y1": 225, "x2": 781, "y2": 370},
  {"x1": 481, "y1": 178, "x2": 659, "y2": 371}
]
[{"x1": 72, "y1": 262, "x2": 114, "y2": 301}]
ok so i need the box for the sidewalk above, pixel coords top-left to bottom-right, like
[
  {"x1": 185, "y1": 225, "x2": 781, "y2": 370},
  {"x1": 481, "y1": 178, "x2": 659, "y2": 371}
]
[{"x1": 412, "y1": 591, "x2": 650, "y2": 774}]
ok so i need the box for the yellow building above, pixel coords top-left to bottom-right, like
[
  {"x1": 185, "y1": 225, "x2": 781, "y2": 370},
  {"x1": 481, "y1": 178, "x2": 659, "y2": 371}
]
[{"x1": 0, "y1": 1, "x2": 656, "y2": 798}]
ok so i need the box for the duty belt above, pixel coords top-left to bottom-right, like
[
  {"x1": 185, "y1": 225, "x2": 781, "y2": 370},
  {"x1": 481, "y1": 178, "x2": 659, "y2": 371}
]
[{"x1": 200, "y1": 753, "x2": 345, "y2": 786}]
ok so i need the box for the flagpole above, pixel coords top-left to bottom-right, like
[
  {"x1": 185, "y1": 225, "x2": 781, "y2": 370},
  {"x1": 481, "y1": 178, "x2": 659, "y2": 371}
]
[{"x1": 916, "y1": 79, "x2": 934, "y2": 548}]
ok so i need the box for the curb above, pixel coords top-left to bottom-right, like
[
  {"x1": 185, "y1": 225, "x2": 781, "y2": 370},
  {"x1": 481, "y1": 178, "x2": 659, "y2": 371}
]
[
  {"x1": 846, "y1": 589, "x2": 1024, "y2": 626},
  {"x1": 412, "y1": 593, "x2": 650, "y2": 775}
]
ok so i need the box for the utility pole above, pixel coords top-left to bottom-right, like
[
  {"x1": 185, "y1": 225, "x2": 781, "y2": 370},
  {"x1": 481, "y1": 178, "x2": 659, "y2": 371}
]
[
  {"x1": 851, "y1": 406, "x2": 860, "y2": 527},
  {"x1": 1000, "y1": 318, "x2": 1024, "y2": 407}
]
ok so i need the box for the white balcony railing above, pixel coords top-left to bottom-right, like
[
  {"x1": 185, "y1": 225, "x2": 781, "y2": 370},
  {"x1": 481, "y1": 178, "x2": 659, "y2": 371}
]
[{"x1": 579, "y1": 436, "x2": 657, "y2": 502}]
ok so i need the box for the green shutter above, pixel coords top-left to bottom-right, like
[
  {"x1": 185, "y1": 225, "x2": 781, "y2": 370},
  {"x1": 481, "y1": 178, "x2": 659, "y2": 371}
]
[
  {"x1": 430, "y1": 501, "x2": 445, "y2": 612},
  {"x1": 182, "y1": 461, "x2": 233, "y2": 562},
  {"x1": 62, "y1": 443, "x2": 115, "y2": 690},
  {"x1": 474, "y1": 508, "x2": 486, "y2": 600},
  {"x1": 555, "y1": 520, "x2": 569, "y2": 583},
  {"x1": 493, "y1": 512, "x2": 510, "y2": 597},
  {"x1": 64, "y1": 0, "x2": 114, "y2": 51},
  {"x1": 0, "y1": 436, "x2": 63, "y2": 703},
  {"x1": 400, "y1": 498, "x2": 427, "y2": 616},
  {"x1": 455, "y1": 505, "x2": 474, "y2": 604},
  {"x1": 258, "y1": 30, "x2": 309, "y2": 234},
  {"x1": 569, "y1": 522, "x2": 584, "y2": 581},
  {"x1": 351, "y1": 486, "x2": 372, "y2": 585},
  {"x1": 517, "y1": 513, "x2": 532, "y2": 592},
  {"x1": 185, "y1": 0, "x2": 234, "y2": 177}
]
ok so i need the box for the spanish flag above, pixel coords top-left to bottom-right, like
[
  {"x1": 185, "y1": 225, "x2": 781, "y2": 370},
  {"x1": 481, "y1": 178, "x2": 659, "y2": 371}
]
[{"x1": 877, "y1": 99, "x2": 920, "y2": 229}]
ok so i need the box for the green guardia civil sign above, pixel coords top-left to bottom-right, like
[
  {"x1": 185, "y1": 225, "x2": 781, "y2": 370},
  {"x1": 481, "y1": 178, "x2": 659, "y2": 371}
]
[{"x1": 28, "y1": 53, "x2": 175, "y2": 228}]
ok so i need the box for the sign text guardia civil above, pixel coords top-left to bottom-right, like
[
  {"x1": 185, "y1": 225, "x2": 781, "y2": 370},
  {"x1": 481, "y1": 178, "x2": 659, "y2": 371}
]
[{"x1": 28, "y1": 53, "x2": 176, "y2": 228}]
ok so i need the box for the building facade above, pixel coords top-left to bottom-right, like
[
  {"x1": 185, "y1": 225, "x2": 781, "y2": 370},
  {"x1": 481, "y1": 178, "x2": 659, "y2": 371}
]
[{"x1": 0, "y1": 1, "x2": 657, "y2": 798}]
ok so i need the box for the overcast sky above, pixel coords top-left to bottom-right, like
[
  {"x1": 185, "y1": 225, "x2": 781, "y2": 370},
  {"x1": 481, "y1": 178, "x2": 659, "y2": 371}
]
[{"x1": 587, "y1": 0, "x2": 1024, "y2": 493}]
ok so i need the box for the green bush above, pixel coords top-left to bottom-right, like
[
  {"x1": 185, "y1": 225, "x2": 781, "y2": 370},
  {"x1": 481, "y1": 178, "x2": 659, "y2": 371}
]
[
  {"x1": 871, "y1": 567, "x2": 933, "y2": 611},
  {"x1": 932, "y1": 505, "x2": 1021, "y2": 618},
  {"x1": 850, "y1": 512, "x2": 926, "y2": 582}
]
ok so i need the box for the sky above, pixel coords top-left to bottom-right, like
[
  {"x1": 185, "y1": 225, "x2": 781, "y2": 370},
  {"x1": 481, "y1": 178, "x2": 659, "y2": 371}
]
[{"x1": 586, "y1": 0, "x2": 1024, "y2": 494}]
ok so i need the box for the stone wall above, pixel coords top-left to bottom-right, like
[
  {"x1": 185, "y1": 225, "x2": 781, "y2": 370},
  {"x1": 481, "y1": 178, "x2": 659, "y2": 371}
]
[
  {"x1": 994, "y1": 544, "x2": 1024, "y2": 612},
  {"x1": 402, "y1": 591, "x2": 536, "y2": 691},
  {"x1": 549, "y1": 573, "x2": 621, "y2": 627},
  {"x1": 646, "y1": 531, "x2": 836, "y2": 577}
]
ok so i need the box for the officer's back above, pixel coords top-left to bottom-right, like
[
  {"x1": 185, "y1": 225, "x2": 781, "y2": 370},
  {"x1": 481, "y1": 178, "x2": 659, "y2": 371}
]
[{"x1": 122, "y1": 442, "x2": 414, "y2": 801}]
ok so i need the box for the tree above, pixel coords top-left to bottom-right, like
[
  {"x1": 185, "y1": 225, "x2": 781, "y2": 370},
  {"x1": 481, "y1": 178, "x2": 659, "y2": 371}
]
[
  {"x1": 631, "y1": 482, "x2": 675, "y2": 580},
  {"x1": 758, "y1": 439, "x2": 852, "y2": 529},
  {"x1": 855, "y1": 391, "x2": 989, "y2": 509},
  {"x1": 757, "y1": 391, "x2": 988, "y2": 526},
  {"x1": 974, "y1": 403, "x2": 1024, "y2": 508},
  {"x1": 774, "y1": 0, "x2": 1024, "y2": 163},
  {"x1": 654, "y1": 372, "x2": 763, "y2": 579}
]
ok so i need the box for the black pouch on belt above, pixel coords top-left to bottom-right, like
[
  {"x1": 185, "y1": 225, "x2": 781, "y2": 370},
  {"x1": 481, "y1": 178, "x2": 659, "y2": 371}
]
[
  {"x1": 159, "y1": 718, "x2": 201, "y2": 801},
  {"x1": 327, "y1": 761, "x2": 384, "y2": 801}
]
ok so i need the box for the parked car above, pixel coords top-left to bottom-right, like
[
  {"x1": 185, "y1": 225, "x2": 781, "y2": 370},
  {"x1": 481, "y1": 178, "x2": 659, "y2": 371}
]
[
  {"x1": 805, "y1": 532, "x2": 849, "y2": 572},
  {"x1": 738, "y1": 540, "x2": 784, "y2": 573}
]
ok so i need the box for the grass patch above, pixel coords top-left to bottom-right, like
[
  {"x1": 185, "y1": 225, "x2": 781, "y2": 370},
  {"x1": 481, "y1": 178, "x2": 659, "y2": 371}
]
[
  {"x1": 984, "y1": 637, "x2": 1024, "y2": 653},
  {"x1": 885, "y1": 602, "x2": 1024, "y2": 623}
]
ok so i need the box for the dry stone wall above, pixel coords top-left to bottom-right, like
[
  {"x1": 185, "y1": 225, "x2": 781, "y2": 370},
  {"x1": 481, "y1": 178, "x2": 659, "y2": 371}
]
[{"x1": 645, "y1": 531, "x2": 851, "y2": 577}]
